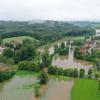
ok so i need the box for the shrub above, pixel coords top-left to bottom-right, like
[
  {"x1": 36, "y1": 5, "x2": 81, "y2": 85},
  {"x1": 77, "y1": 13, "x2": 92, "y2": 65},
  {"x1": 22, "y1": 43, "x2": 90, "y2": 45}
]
[
  {"x1": 88, "y1": 69, "x2": 93, "y2": 78},
  {"x1": 39, "y1": 71, "x2": 48, "y2": 84},
  {"x1": 73, "y1": 68, "x2": 78, "y2": 78},
  {"x1": 18, "y1": 61, "x2": 29, "y2": 70},
  {"x1": 79, "y1": 68, "x2": 85, "y2": 78},
  {"x1": 0, "y1": 71, "x2": 16, "y2": 82}
]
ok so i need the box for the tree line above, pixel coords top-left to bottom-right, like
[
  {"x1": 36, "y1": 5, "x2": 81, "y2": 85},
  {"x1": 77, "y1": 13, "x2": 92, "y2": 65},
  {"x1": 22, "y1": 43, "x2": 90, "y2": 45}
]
[
  {"x1": 48, "y1": 65, "x2": 95, "y2": 78},
  {"x1": 0, "y1": 20, "x2": 95, "y2": 45},
  {"x1": 54, "y1": 42, "x2": 69, "y2": 55}
]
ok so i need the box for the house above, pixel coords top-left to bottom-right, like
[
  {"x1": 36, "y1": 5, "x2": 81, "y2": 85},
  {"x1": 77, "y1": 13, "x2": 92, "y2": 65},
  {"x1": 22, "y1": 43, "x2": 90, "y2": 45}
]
[
  {"x1": 95, "y1": 29, "x2": 100, "y2": 37},
  {"x1": 0, "y1": 45, "x2": 5, "y2": 53},
  {"x1": 80, "y1": 42, "x2": 90, "y2": 53}
]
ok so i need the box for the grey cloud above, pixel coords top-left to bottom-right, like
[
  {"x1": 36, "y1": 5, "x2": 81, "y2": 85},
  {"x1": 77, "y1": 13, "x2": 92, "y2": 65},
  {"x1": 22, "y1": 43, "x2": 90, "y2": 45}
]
[{"x1": 0, "y1": 0, "x2": 100, "y2": 21}]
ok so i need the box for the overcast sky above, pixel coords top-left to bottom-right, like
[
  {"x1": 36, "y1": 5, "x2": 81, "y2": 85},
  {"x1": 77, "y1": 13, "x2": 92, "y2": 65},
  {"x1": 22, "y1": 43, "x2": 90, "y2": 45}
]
[{"x1": 0, "y1": 0, "x2": 100, "y2": 21}]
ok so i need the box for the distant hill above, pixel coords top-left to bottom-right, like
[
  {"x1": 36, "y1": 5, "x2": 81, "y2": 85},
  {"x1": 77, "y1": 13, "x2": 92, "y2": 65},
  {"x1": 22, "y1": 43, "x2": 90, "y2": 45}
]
[{"x1": 0, "y1": 20, "x2": 95, "y2": 44}]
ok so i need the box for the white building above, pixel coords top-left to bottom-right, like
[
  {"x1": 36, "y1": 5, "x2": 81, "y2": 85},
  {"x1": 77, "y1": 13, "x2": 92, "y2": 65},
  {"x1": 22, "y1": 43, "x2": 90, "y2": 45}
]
[
  {"x1": 0, "y1": 46, "x2": 5, "y2": 54},
  {"x1": 96, "y1": 29, "x2": 100, "y2": 37}
]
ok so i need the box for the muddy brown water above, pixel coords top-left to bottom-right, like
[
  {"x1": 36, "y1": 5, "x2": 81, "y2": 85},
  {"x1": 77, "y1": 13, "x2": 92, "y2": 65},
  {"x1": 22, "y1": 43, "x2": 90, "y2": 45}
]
[
  {"x1": 0, "y1": 72, "x2": 73, "y2": 100},
  {"x1": 50, "y1": 45, "x2": 92, "y2": 73},
  {"x1": 39, "y1": 44, "x2": 92, "y2": 72},
  {"x1": 0, "y1": 42, "x2": 92, "y2": 100},
  {"x1": 40, "y1": 79, "x2": 73, "y2": 100},
  {"x1": 0, "y1": 75, "x2": 37, "y2": 100}
]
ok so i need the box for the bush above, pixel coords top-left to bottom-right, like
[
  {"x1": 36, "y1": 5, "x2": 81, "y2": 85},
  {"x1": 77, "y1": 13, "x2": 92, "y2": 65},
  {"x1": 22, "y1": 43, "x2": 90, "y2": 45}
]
[
  {"x1": 39, "y1": 71, "x2": 48, "y2": 84},
  {"x1": 79, "y1": 68, "x2": 85, "y2": 78},
  {"x1": 88, "y1": 69, "x2": 93, "y2": 78},
  {"x1": 48, "y1": 66, "x2": 58, "y2": 74},
  {"x1": 94, "y1": 73, "x2": 99, "y2": 79},
  {"x1": 48, "y1": 66, "x2": 79, "y2": 78},
  {"x1": 28, "y1": 61, "x2": 40, "y2": 72},
  {"x1": 0, "y1": 71, "x2": 16, "y2": 82},
  {"x1": 73, "y1": 68, "x2": 78, "y2": 78},
  {"x1": 18, "y1": 61, "x2": 41, "y2": 72},
  {"x1": 18, "y1": 61, "x2": 29, "y2": 70},
  {"x1": 34, "y1": 83, "x2": 40, "y2": 97}
]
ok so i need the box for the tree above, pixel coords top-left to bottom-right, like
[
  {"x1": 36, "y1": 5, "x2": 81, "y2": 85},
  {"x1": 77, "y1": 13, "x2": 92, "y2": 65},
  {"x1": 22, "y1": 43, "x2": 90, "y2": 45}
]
[
  {"x1": 61, "y1": 42, "x2": 65, "y2": 49},
  {"x1": 18, "y1": 61, "x2": 29, "y2": 70},
  {"x1": 39, "y1": 71, "x2": 48, "y2": 84},
  {"x1": 23, "y1": 39, "x2": 33, "y2": 46},
  {"x1": 95, "y1": 62, "x2": 100, "y2": 71},
  {"x1": 73, "y1": 68, "x2": 78, "y2": 78},
  {"x1": 95, "y1": 73, "x2": 99, "y2": 79},
  {"x1": 0, "y1": 37, "x2": 3, "y2": 44},
  {"x1": 3, "y1": 48, "x2": 14, "y2": 58},
  {"x1": 79, "y1": 68, "x2": 85, "y2": 78},
  {"x1": 13, "y1": 50, "x2": 21, "y2": 64},
  {"x1": 14, "y1": 43, "x2": 22, "y2": 50},
  {"x1": 54, "y1": 44, "x2": 59, "y2": 53},
  {"x1": 57, "y1": 68, "x2": 63, "y2": 75},
  {"x1": 20, "y1": 45, "x2": 36, "y2": 60},
  {"x1": 41, "y1": 51, "x2": 52, "y2": 68},
  {"x1": 88, "y1": 69, "x2": 93, "y2": 78},
  {"x1": 34, "y1": 83, "x2": 40, "y2": 97},
  {"x1": 28, "y1": 61, "x2": 40, "y2": 72},
  {"x1": 5, "y1": 43, "x2": 14, "y2": 48},
  {"x1": 63, "y1": 69, "x2": 73, "y2": 77},
  {"x1": 48, "y1": 66, "x2": 58, "y2": 74}
]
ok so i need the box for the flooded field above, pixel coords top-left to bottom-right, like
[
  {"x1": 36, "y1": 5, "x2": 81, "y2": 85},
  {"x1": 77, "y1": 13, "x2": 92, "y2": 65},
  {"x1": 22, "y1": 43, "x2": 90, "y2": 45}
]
[
  {"x1": 0, "y1": 40, "x2": 93, "y2": 100},
  {"x1": 52, "y1": 54, "x2": 92, "y2": 71},
  {"x1": 48, "y1": 43, "x2": 92, "y2": 71},
  {"x1": 0, "y1": 72, "x2": 37, "y2": 100},
  {"x1": 0, "y1": 71, "x2": 73, "y2": 100},
  {"x1": 41, "y1": 79, "x2": 73, "y2": 100}
]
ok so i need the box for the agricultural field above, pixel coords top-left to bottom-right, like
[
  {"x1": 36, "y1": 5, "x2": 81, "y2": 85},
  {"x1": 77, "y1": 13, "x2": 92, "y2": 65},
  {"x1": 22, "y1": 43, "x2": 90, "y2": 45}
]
[{"x1": 71, "y1": 79, "x2": 100, "y2": 100}]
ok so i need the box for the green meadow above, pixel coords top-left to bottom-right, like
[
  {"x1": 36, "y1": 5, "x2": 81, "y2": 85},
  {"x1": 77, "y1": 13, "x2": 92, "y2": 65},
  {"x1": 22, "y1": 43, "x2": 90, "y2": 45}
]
[{"x1": 71, "y1": 79, "x2": 100, "y2": 100}]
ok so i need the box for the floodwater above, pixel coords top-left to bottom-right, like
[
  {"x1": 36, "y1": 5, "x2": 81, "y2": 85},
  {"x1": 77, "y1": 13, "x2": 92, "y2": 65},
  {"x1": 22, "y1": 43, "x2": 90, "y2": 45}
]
[
  {"x1": 51, "y1": 43, "x2": 92, "y2": 72},
  {"x1": 0, "y1": 42, "x2": 93, "y2": 100},
  {"x1": 41, "y1": 79, "x2": 73, "y2": 100},
  {"x1": 0, "y1": 72, "x2": 73, "y2": 100},
  {"x1": 0, "y1": 73, "x2": 37, "y2": 100}
]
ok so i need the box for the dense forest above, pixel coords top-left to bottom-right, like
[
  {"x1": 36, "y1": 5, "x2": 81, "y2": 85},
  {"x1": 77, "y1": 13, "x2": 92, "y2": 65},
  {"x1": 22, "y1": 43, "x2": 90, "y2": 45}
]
[{"x1": 0, "y1": 20, "x2": 95, "y2": 44}]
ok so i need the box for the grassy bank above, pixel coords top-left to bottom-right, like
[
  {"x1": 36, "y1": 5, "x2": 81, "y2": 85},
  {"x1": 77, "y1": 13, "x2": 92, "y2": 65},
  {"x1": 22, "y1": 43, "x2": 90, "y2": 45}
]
[
  {"x1": 16, "y1": 71, "x2": 40, "y2": 77},
  {"x1": 71, "y1": 78, "x2": 100, "y2": 100}
]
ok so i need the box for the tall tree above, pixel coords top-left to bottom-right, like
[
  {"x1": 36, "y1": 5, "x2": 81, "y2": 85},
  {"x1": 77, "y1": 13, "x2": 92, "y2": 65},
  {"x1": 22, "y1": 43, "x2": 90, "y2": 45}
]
[{"x1": 3, "y1": 48, "x2": 14, "y2": 58}]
